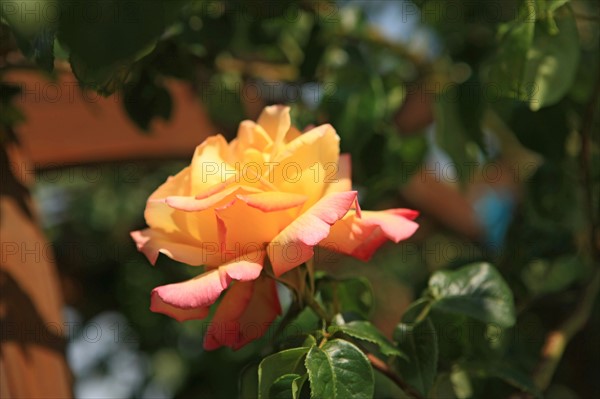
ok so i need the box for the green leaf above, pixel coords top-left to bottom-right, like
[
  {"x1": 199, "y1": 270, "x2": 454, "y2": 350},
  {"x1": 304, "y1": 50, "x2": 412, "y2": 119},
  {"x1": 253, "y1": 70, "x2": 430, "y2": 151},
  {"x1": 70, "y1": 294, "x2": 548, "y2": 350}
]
[
  {"x1": 328, "y1": 321, "x2": 406, "y2": 358},
  {"x1": 522, "y1": 7, "x2": 579, "y2": 110},
  {"x1": 292, "y1": 374, "x2": 308, "y2": 399},
  {"x1": 462, "y1": 362, "x2": 542, "y2": 398},
  {"x1": 57, "y1": 0, "x2": 188, "y2": 93},
  {"x1": 428, "y1": 263, "x2": 516, "y2": 327},
  {"x1": 522, "y1": 255, "x2": 586, "y2": 295},
  {"x1": 488, "y1": 0, "x2": 536, "y2": 101},
  {"x1": 539, "y1": 0, "x2": 570, "y2": 34},
  {"x1": 302, "y1": 334, "x2": 317, "y2": 348},
  {"x1": 259, "y1": 347, "x2": 309, "y2": 399},
  {"x1": 68, "y1": 54, "x2": 133, "y2": 95},
  {"x1": 450, "y1": 364, "x2": 473, "y2": 399},
  {"x1": 317, "y1": 276, "x2": 374, "y2": 319},
  {"x1": 0, "y1": 83, "x2": 25, "y2": 128},
  {"x1": 1, "y1": 0, "x2": 56, "y2": 71},
  {"x1": 488, "y1": 0, "x2": 579, "y2": 110},
  {"x1": 434, "y1": 93, "x2": 479, "y2": 185},
  {"x1": 456, "y1": 76, "x2": 486, "y2": 154},
  {"x1": 400, "y1": 298, "x2": 433, "y2": 325},
  {"x1": 123, "y1": 72, "x2": 173, "y2": 131},
  {"x1": 269, "y1": 374, "x2": 301, "y2": 399},
  {"x1": 305, "y1": 339, "x2": 374, "y2": 399},
  {"x1": 393, "y1": 317, "x2": 439, "y2": 397},
  {"x1": 57, "y1": 0, "x2": 185, "y2": 67}
]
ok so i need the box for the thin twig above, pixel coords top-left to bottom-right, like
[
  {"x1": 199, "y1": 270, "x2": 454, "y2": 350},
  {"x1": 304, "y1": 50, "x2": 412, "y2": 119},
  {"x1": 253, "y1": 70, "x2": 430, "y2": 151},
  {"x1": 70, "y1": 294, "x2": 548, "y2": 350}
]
[
  {"x1": 303, "y1": 291, "x2": 330, "y2": 323},
  {"x1": 579, "y1": 61, "x2": 600, "y2": 262},
  {"x1": 532, "y1": 270, "x2": 600, "y2": 390},
  {"x1": 367, "y1": 353, "x2": 426, "y2": 399}
]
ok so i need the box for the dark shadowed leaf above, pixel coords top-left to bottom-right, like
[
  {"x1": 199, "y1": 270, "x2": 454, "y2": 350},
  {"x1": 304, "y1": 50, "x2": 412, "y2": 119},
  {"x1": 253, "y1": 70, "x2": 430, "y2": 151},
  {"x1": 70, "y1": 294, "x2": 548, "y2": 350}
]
[
  {"x1": 259, "y1": 347, "x2": 309, "y2": 399},
  {"x1": 123, "y1": 73, "x2": 173, "y2": 131},
  {"x1": 462, "y1": 361, "x2": 542, "y2": 398},
  {"x1": 269, "y1": 374, "x2": 301, "y2": 399},
  {"x1": 1, "y1": 1, "x2": 56, "y2": 71},
  {"x1": 328, "y1": 320, "x2": 406, "y2": 358},
  {"x1": 394, "y1": 317, "x2": 439, "y2": 396},
  {"x1": 317, "y1": 276, "x2": 374, "y2": 319}
]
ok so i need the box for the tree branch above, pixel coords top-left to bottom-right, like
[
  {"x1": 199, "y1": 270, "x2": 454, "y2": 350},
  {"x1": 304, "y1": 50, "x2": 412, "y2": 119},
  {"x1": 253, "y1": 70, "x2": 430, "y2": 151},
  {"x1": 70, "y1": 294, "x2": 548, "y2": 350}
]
[
  {"x1": 579, "y1": 62, "x2": 600, "y2": 263},
  {"x1": 367, "y1": 353, "x2": 426, "y2": 399}
]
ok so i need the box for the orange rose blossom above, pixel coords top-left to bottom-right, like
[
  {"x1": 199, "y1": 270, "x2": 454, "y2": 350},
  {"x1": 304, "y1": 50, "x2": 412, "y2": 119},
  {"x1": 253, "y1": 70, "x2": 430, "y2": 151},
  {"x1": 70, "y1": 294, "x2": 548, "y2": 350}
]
[{"x1": 131, "y1": 105, "x2": 419, "y2": 350}]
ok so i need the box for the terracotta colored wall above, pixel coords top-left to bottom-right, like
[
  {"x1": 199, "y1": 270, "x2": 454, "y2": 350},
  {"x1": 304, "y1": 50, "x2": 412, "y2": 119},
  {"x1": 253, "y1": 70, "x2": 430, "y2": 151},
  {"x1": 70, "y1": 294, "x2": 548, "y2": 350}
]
[
  {"x1": 0, "y1": 70, "x2": 217, "y2": 398},
  {"x1": 4, "y1": 71, "x2": 217, "y2": 166}
]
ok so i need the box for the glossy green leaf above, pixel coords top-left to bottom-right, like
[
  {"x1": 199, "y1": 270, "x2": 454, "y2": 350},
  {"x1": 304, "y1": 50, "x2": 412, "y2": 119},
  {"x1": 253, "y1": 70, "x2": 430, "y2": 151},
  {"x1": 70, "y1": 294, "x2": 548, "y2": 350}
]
[
  {"x1": 269, "y1": 374, "x2": 301, "y2": 399},
  {"x1": 305, "y1": 339, "x2": 373, "y2": 399},
  {"x1": 428, "y1": 263, "x2": 516, "y2": 327},
  {"x1": 328, "y1": 321, "x2": 406, "y2": 358},
  {"x1": 302, "y1": 334, "x2": 317, "y2": 348},
  {"x1": 259, "y1": 347, "x2": 309, "y2": 399},
  {"x1": 393, "y1": 317, "x2": 439, "y2": 396}
]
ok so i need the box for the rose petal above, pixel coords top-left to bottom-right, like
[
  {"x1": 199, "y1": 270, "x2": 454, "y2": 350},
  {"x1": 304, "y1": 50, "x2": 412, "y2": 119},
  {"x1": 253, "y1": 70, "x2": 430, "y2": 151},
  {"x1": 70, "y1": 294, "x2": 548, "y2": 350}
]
[
  {"x1": 150, "y1": 251, "x2": 265, "y2": 322},
  {"x1": 149, "y1": 166, "x2": 192, "y2": 199},
  {"x1": 257, "y1": 105, "x2": 291, "y2": 145},
  {"x1": 285, "y1": 125, "x2": 302, "y2": 143},
  {"x1": 190, "y1": 135, "x2": 234, "y2": 193},
  {"x1": 321, "y1": 209, "x2": 420, "y2": 261},
  {"x1": 144, "y1": 167, "x2": 192, "y2": 234},
  {"x1": 267, "y1": 191, "x2": 357, "y2": 276},
  {"x1": 214, "y1": 196, "x2": 301, "y2": 262},
  {"x1": 164, "y1": 185, "x2": 262, "y2": 212},
  {"x1": 270, "y1": 124, "x2": 341, "y2": 209},
  {"x1": 203, "y1": 275, "x2": 281, "y2": 350},
  {"x1": 131, "y1": 229, "x2": 217, "y2": 266},
  {"x1": 235, "y1": 120, "x2": 272, "y2": 151},
  {"x1": 236, "y1": 192, "x2": 307, "y2": 212}
]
